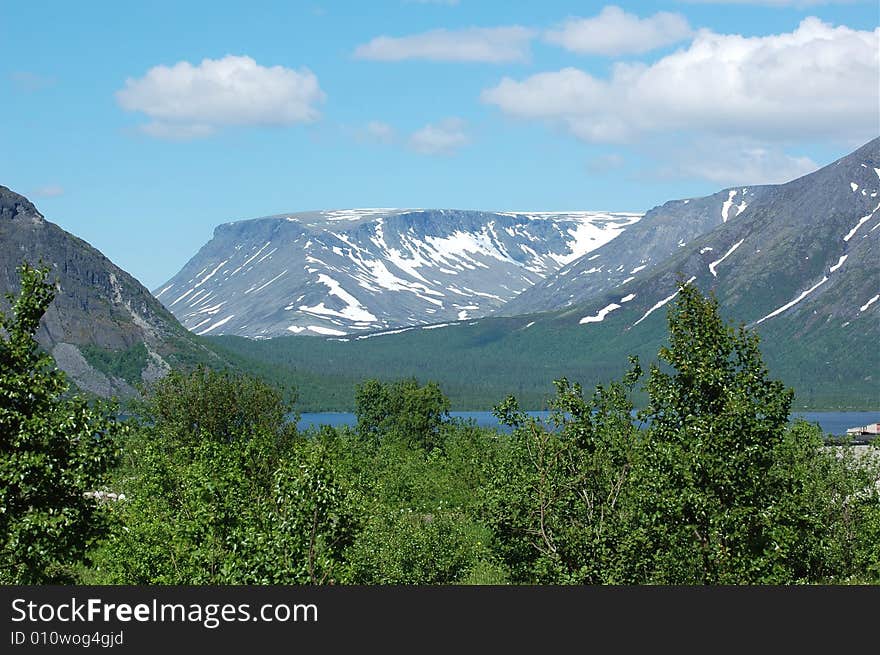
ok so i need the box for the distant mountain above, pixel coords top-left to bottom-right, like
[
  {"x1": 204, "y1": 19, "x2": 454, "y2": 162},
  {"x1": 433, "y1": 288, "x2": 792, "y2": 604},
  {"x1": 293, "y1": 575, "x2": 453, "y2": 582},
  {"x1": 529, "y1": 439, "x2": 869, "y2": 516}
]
[
  {"x1": 504, "y1": 138, "x2": 879, "y2": 319},
  {"x1": 561, "y1": 136, "x2": 878, "y2": 334},
  {"x1": 500, "y1": 183, "x2": 775, "y2": 316},
  {"x1": 208, "y1": 137, "x2": 880, "y2": 411},
  {"x1": 155, "y1": 209, "x2": 642, "y2": 338},
  {"x1": 0, "y1": 185, "x2": 219, "y2": 397}
]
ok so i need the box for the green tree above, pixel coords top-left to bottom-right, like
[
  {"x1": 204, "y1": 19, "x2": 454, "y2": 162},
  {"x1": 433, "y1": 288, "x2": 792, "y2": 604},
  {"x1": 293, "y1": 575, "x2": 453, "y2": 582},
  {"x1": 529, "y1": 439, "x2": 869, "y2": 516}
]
[
  {"x1": 486, "y1": 280, "x2": 880, "y2": 584},
  {"x1": 139, "y1": 365, "x2": 298, "y2": 447},
  {"x1": 344, "y1": 505, "x2": 496, "y2": 584},
  {"x1": 635, "y1": 280, "x2": 807, "y2": 583},
  {"x1": 97, "y1": 431, "x2": 357, "y2": 584},
  {"x1": 96, "y1": 368, "x2": 356, "y2": 584},
  {"x1": 488, "y1": 359, "x2": 643, "y2": 584},
  {"x1": 0, "y1": 262, "x2": 121, "y2": 583},
  {"x1": 354, "y1": 377, "x2": 450, "y2": 451},
  {"x1": 762, "y1": 420, "x2": 880, "y2": 583}
]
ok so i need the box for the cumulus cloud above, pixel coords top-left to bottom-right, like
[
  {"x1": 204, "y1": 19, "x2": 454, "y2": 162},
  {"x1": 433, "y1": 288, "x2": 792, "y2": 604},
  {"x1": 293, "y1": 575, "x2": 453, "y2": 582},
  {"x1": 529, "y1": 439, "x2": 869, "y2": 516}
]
[
  {"x1": 408, "y1": 118, "x2": 469, "y2": 155},
  {"x1": 356, "y1": 120, "x2": 397, "y2": 144},
  {"x1": 545, "y1": 6, "x2": 693, "y2": 56},
  {"x1": 658, "y1": 137, "x2": 819, "y2": 185},
  {"x1": 116, "y1": 55, "x2": 325, "y2": 139},
  {"x1": 354, "y1": 26, "x2": 534, "y2": 63},
  {"x1": 32, "y1": 185, "x2": 64, "y2": 198},
  {"x1": 483, "y1": 19, "x2": 879, "y2": 144}
]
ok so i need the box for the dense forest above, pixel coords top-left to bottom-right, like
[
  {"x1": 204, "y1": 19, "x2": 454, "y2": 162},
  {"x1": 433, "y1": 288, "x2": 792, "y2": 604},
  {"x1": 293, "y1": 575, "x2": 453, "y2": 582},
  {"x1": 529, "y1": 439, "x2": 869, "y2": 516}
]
[{"x1": 2, "y1": 263, "x2": 878, "y2": 585}]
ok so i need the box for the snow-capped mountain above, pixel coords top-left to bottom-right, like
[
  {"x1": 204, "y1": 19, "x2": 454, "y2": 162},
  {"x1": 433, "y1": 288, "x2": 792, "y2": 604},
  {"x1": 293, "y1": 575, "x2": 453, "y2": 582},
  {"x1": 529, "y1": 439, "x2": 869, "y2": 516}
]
[
  {"x1": 499, "y1": 183, "x2": 776, "y2": 316},
  {"x1": 554, "y1": 136, "x2": 879, "y2": 337},
  {"x1": 156, "y1": 209, "x2": 642, "y2": 337},
  {"x1": 206, "y1": 137, "x2": 879, "y2": 410}
]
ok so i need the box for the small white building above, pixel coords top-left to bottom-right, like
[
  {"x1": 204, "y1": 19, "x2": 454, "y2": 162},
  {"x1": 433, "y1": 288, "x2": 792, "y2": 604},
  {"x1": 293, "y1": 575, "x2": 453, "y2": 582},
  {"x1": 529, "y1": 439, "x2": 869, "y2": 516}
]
[{"x1": 846, "y1": 422, "x2": 880, "y2": 436}]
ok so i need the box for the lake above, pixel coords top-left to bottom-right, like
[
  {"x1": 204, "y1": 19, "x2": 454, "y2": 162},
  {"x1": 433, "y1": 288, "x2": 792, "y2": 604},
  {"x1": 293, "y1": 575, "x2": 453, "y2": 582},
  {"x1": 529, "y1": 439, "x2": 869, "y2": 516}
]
[{"x1": 297, "y1": 410, "x2": 880, "y2": 436}]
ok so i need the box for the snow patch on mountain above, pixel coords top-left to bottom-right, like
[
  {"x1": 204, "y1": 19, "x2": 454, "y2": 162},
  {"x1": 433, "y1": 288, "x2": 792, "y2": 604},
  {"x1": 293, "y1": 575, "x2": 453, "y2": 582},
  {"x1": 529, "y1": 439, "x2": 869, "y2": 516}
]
[
  {"x1": 754, "y1": 277, "x2": 828, "y2": 325},
  {"x1": 708, "y1": 239, "x2": 744, "y2": 277},
  {"x1": 196, "y1": 314, "x2": 235, "y2": 335},
  {"x1": 634, "y1": 277, "x2": 696, "y2": 327},
  {"x1": 843, "y1": 202, "x2": 880, "y2": 242},
  {"x1": 580, "y1": 302, "x2": 620, "y2": 324},
  {"x1": 860, "y1": 295, "x2": 879, "y2": 312},
  {"x1": 829, "y1": 255, "x2": 848, "y2": 273}
]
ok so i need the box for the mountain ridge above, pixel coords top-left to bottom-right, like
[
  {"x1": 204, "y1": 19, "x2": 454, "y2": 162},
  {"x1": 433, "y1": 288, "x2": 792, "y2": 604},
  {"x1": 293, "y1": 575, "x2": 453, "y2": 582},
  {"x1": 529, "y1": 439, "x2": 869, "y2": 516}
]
[
  {"x1": 0, "y1": 185, "x2": 221, "y2": 397},
  {"x1": 156, "y1": 208, "x2": 643, "y2": 337},
  {"x1": 207, "y1": 137, "x2": 880, "y2": 411}
]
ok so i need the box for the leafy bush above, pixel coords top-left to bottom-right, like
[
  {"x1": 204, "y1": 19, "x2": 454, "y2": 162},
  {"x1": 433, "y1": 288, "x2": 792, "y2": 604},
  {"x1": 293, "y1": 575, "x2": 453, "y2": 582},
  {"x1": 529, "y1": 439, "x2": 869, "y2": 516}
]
[
  {"x1": 138, "y1": 365, "x2": 298, "y2": 447},
  {"x1": 355, "y1": 377, "x2": 449, "y2": 450},
  {"x1": 344, "y1": 507, "x2": 496, "y2": 585},
  {"x1": 0, "y1": 263, "x2": 122, "y2": 583}
]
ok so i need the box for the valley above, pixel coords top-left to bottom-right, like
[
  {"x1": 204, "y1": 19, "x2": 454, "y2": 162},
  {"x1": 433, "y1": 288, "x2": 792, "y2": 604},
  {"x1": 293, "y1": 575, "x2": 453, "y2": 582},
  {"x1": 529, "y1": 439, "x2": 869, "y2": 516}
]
[{"x1": 2, "y1": 138, "x2": 878, "y2": 413}]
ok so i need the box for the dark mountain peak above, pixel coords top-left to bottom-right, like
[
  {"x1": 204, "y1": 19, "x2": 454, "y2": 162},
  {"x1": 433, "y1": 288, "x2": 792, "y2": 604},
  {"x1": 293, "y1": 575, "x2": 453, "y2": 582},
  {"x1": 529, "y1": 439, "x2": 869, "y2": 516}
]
[
  {"x1": 0, "y1": 185, "x2": 221, "y2": 398},
  {"x1": 0, "y1": 185, "x2": 43, "y2": 222}
]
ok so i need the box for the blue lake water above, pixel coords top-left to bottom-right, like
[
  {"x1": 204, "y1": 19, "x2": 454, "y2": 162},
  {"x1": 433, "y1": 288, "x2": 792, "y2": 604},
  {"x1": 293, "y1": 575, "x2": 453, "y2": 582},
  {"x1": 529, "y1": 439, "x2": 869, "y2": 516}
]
[{"x1": 297, "y1": 410, "x2": 880, "y2": 436}]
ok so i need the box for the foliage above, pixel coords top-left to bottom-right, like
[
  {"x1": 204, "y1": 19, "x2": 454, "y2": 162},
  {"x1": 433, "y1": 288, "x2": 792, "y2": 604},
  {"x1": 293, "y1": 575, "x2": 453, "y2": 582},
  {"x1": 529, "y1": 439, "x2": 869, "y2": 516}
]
[
  {"x1": 761, "y1": 421, "x2": 880, "y2": 583},
  {"x1": 355, "y1": 377, "x2": 450, "y2": 451},
  {"x1": 79, "y1": 342, "x2": 149, "y2": 385},
  {"x1": 97, "y1": 432, "x2": 357, "y2": 584},
  {"x1": 0, "y1": 262, "x2": 122, "y2": 583},
  {"x1": 344, "y1": 507, "x2": 496, "y2": 584},
  {"x1": 94, "y1": 380, "x2": 354, "y2": 584},
  {"x1": 487, "y1": 359, "x2": 644, "y2": 584},
  {"x1": 137, "y1": 365, "x2": 298, "y2": 447},
  {"x1": 332, "y1": 383, "x2": 506, "y2": 584},
  {"x1": 486, "y1": 280, "x2": 880, "y2": 584}
]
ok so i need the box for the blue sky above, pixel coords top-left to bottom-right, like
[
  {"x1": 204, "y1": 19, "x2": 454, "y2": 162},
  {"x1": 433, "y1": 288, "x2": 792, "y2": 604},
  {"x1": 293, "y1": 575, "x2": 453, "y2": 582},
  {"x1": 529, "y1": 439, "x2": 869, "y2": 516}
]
[{"x1": 2, "y1": 1, "x2": 878, "y2": 289}]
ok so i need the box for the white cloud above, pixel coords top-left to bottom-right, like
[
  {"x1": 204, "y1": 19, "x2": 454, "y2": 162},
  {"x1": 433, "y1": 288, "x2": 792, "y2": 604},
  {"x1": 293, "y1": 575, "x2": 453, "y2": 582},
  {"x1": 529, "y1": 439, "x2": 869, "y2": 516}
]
[
  {"x1": 408, "y1": 118, "x2": 469, "y2": 155},
  {"x1": 354, "y1": 26, "x2": 534, "y2": 63},
  {"x1": 116, "y1": 55, "x2": 325, "y2": 139},
  {"x1": 32, "y1": 185, "x2": 64, "y2": 198},
  {"x1": 483, "y1": 19, "x2": 879, "y2": 144},
  {"x1": 545, "y1": 6, "x2": 693, "y2": 56},
  {"x1": 363, "y1": 121, "x2": 396, "y2": 143},
  {"x1": 659, "y1": 137, "x2": 819, "y2": 185}
]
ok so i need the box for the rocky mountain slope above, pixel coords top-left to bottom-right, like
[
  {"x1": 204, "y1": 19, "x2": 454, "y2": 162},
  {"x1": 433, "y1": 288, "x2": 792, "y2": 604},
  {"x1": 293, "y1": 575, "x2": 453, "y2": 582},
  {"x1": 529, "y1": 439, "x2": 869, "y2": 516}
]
[
  {"x1": 0, "y1": 185, "x2": 219, "y2": 397},
  {"x1": 561, "y1": 136, "x2": 879, "y2": 334},
  {"x1": 208, "y1": 137, "x2": 880, "y2": 410},
  {"x1": 499, "y1": 183, "x2": 776, "y2": 316},
  {"x1": 156, "y1": 209, "x2": 642, "y2": 338}
]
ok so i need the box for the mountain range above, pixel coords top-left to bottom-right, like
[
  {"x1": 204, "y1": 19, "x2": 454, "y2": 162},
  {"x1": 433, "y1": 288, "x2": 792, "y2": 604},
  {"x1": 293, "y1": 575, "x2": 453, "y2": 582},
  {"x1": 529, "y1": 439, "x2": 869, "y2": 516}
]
[
  {"x1": 2, "y1": 136, "x2": 877, "y2": 410},
  {"x1": 154, "y1": 209, "x2": 642, "y2": 338},
  {"x1": 207, "y1": 137, "x2": 880, "y2": 410}
]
